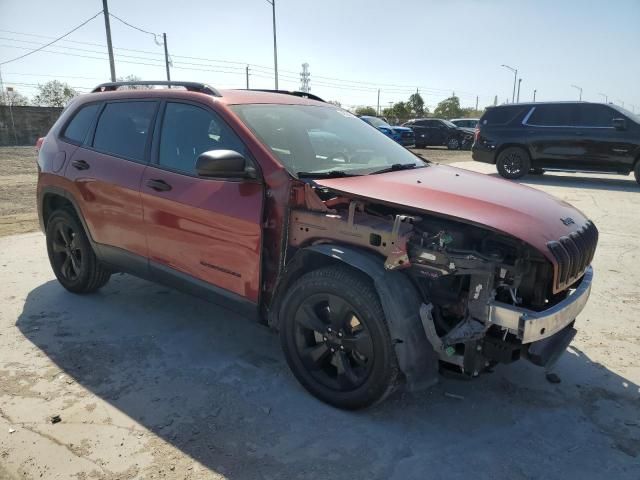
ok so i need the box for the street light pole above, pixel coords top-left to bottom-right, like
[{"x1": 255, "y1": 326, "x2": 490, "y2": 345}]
[
  {"x1": 517, "y1": 78, "x2": 522, "y2": 103},
  {"x1": 266, "y1": 0, "x2": 279, "y2": 90},
  {"x1": 598, "y1": 92, "x2": 608, "y2": 103},
  {"x1": 533, "y1": 89, "x2": 537, "y2": 102},
  {"x1": 571, "y1": 84, "x2": 582, "y2": 101},
  {"x1": 162, "y1": 33, "x2": 170, "y2": 82},
  {"x1": 501, "y1": 64, "x2": 518, "y2": 103}
]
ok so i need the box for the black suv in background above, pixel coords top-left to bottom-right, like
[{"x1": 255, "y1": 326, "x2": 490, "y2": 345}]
[
  {"x1": 403, "y1": 118, "x2": 474, "y2": 149},
  {"x1": 472, "y1": 102, "x2": 640, "y2": 183}
]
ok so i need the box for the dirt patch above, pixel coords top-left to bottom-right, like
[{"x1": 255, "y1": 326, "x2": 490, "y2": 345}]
[{"x1": 0, "y1": 147, "x2": 38, "y2": 236}]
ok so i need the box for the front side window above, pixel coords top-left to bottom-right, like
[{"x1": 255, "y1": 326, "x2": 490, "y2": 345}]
[
  {"x1": 93, "y1": 101, "x2": 157, "y2": 162},
  {"x1": 62, "y1": 103, "x2": 101, "y2": 144},
  {"x1": 158, "y1": 102, "x2": 247, "y2": 175},
  {"x1": 231, "y1": 104, "x2": 424, "y2": 176},
  {"x1": 574, "y1": 104, "x2": 617, "y2": 127}
]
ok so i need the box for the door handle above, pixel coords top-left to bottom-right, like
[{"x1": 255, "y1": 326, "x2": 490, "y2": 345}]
[
  {"x1": 71, "y1": 160, "x2": 90, "y2": 170},
  {"x1": 146, "y1": 179, "x2": 172, "y2": 192}
]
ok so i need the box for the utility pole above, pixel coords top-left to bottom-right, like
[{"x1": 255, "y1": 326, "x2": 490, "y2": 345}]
[
  {"x1": 533, "y1": 89, "x2": 537, "y2": 102},
  {"x1": 475, "y1": 95, "x2": 478, "y2": 112},
  {"x1": 162, "y1": 33, "x2": 171, "y2": 83},
  {"x1": 6, "y1": 87, "x2": 18, "y2": 145},
  {"x1": 245, "y1": 65, "x2": 250, "y2": 89},
  {"x1": 266, "y1": 0, "x2": 278, "y2": 89},
  {"x1": 598, "y1": 92, "x2": 608, "y2": 103},
  {"x1": 102, "y1": 0, "x2": 116, "y2": 82},
  {"x1": 0, "y1": 66, "x2": 5, "y2": 104},
  {"x1": 517, "y1": 78, "x2": 522, "y2": 103},
  {"x1": 571, "y1": 84, "x2": 582, "y2": 101},
  {"x1": 300, "y1": 63, "x2": 310, "y2": 93},
  {"x1": 377, "y1": 89, "x2": 380, "y2": 116},
  {"x1": 501, "y1": 64, "x2": 518, "y2": 103}
]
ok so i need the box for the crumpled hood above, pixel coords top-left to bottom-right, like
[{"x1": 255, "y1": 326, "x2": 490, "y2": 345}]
[
  {"x1": 315, "y1": 164, "x2": 589, "y2": 260},
  {"x1": 390, "y1": 126, "x2": 413, "y2": 133}
]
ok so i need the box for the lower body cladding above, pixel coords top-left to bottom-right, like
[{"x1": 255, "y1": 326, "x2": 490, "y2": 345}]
[{"x1": 420, "y1": 266, "x2": 592, "y2": 376}]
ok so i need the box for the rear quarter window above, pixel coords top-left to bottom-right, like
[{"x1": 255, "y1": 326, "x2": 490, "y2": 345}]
[
  {"x1": 481, "y1": 106, "x2": 529, "y2": 126},
  {"x1": 62, "y1": 103, "x2": 101, "y2": 144}
]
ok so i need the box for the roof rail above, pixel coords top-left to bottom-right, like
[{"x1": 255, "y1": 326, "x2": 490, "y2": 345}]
[
  {"x1": 248, "y1": 89, "x2": 325, "y2": 103},
  {"x1": 91, "y1": 81, "x2": 221, "y2": 96}
]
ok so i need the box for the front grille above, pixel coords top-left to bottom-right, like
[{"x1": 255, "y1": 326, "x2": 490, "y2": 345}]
[
  {"x1": 547, "y1": 221, "x2": 598, "y2": 290},
  {"x1": 401, "y1": 131, "x2": 414, "y2": 138}
]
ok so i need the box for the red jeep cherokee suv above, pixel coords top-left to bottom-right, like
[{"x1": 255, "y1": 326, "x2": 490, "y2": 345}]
[{"x1": 37, "y1": 81, "x2": 597, "y2": 409}]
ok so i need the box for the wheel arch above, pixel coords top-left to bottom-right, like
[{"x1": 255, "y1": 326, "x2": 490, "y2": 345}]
[
  {"x1": 495, "y1": 143, "x2": 532, "y2": 165},
  {"x1": 269, "y1": 244, "x2": 439, "y2": 391},
  {"x1": 39, "y1": 186, "x2": 93, "y2": 243}
]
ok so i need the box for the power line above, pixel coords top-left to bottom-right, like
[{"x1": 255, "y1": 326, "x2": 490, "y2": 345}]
[
  {"x1": 0, "y1": 11, "x2": 103, "y2": 66},
  {"x1": 108, "y1": 12, "x2": 160, "y2": 39}
]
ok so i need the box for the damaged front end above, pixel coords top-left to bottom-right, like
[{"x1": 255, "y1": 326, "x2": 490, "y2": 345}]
[{"x1": 288, "y1": 182, "x2": 595, "y2": 380}]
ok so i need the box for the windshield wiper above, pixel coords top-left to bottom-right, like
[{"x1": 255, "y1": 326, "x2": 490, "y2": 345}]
[
  {"x1": 296, "y1": 170, "x2": 357, "y2": 179},
  {"x1": 370, "y1": 163, "x2": 424, "y2": 175}
]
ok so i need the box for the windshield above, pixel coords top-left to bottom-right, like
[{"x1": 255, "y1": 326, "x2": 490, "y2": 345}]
[
  {"x1": 361, "y1": 116, "x2": 389, "y2": 128},
  {"x1": 442, "y1": 120, "x2": 458, "y2": 128},
  {"x1": 230, "y1": 104, "x2": 425, "y2": 177}
]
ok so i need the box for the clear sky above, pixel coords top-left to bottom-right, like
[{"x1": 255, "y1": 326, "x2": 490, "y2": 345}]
[{"x1": 1, "y1": 0, "x2": 639, "y2": 112}]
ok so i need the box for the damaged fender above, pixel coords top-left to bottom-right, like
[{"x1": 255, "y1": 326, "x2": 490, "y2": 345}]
[{"x1": 305, "y1": 244, "x2": 439, "y2": 391}]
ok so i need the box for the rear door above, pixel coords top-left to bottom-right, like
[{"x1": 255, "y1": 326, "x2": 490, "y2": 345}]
[
  {"x1": 141, "y1": 101, "x2": 264, "y2": 302},
  {"x1": 65, "y1": 100, "x2": 158, "y2": 259},
  {"x1": 524, "y1": 104, "x2": 586, "y2": 170}
]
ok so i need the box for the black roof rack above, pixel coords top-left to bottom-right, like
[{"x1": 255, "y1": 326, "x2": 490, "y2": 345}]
[
  {"x1": 248, "y1": 89, "x2": 325, "y2": 103},
  {"x1": 91, "y1": 81, "x2": 221, "y2": 96}
]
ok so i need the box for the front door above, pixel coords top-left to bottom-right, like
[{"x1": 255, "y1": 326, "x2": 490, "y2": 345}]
[{"x1": 141, "y1": 101, "x2": 264, "y2": 302}]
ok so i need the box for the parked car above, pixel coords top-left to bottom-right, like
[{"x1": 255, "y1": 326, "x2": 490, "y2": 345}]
[
  {"x1": 472, "y1": 101, "x2": 640, "y2": 183},
  {"x1": 37, "y1": 81, "x2": 598, "y2": 409},
  {"x1": 359, "y1": 115, "x2": 415, "y2": 146},
  {"x1": 451, "y1": 118, "x2": 479, "y2": 129},
  {"x1": 403, "y1": 118, "x2": 474, "y2": 149}
]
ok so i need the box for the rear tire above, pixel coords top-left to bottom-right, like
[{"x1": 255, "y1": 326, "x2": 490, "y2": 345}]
[
  {"x1": 634, "y1": 160, "x2": 640, "y2": 185},
  {"x1": 496, "y1": 147, "x2": 531, "y2": 179},
  {"x1": 46, "y1": 209, "x2": 111, "y2": 293},
  {"x1": 279, "y1": 266, "x2": 399, "y2": 409}
]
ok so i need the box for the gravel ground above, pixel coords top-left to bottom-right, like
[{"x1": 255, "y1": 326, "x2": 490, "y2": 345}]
[{"x1": 0, "y1": 161, "x2": 638, "y2": 479}]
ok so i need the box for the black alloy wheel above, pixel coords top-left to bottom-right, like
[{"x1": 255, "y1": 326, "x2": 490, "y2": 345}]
[
  {"x1": 292, "y1": 293, "x2": 374, "y2": 391},
  {"x1": 496, "y1": 146, "x2": 531, "y2": 179}
]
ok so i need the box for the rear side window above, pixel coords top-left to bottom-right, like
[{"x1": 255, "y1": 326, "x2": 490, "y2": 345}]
[
  {"x1": 574, "y1": 104, "x2": 617, "y2": 127},
  {"x1": 481, "y1": 106, "x2": 528, "y2": 126},
  {"x1": 93, "y1": 101, "x2": 157, "y2": 162},
  {"x1": 62, "y1": 103, "x2": 100, "y2": 144},
  {"x1": 527, "y1": 104, "x2": 572, "y2": 126}
]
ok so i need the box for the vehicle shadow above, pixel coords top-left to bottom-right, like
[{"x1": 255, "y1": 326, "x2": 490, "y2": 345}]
[
  {"x1": 488, "y1": 172, "x2": 639, "y2": 192},
  {"x1": 15, "y1": 275, "x2": 640, "y2": 479}
]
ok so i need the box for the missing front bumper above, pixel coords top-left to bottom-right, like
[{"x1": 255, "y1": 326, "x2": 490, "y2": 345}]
[{"x1": 488, "y1": 266, "x2": 593, "y2": 344}]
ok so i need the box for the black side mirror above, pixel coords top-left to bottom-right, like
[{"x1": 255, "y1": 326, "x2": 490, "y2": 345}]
[
  {"x1": 195, "y1": 150, "x2": 257, "y2": 179},
  {"x1": 612, "y1": 118, "x2": 627, "y2": 130}
]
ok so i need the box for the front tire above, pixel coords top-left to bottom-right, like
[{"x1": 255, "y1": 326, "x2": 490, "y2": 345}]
[
  {"x1": 634, "y1": 161, "x2": 640, "y2": 185},
  {"x1": 447, "y1": 137, "x2": 460, "y2": 150},
  {"x1": 46, "y1": 209, "x2": 111, "y2": 293},
  {"x1": 279, "y1": 266, "x2": 399, "y2": 409},
  {"x1": 496, "y1": 147, "x2": 531, "y2": 179}
]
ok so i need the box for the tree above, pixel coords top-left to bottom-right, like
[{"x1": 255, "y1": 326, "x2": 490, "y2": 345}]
[
  {"x1": 33, "y1": 80, "x2": 78, "y2": 107},
  {"x1": 408, "y1": 92, "x2": 427, "y2": 117},
  {"x1": 433, "y1": 96, "x2": 463, "y2": 119},
  {"x1": 355, "y1": 106, "x2": 377, "y2": 116},
  {"x1": 327, "y1": 100, "x2": 342, "y2": 108},
  {"x1": 116, "y1": 74, "x2": 148, "y2": 89},
  {"x1": 1, "y1": 88, "x2": 29, "y2": 106}
]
